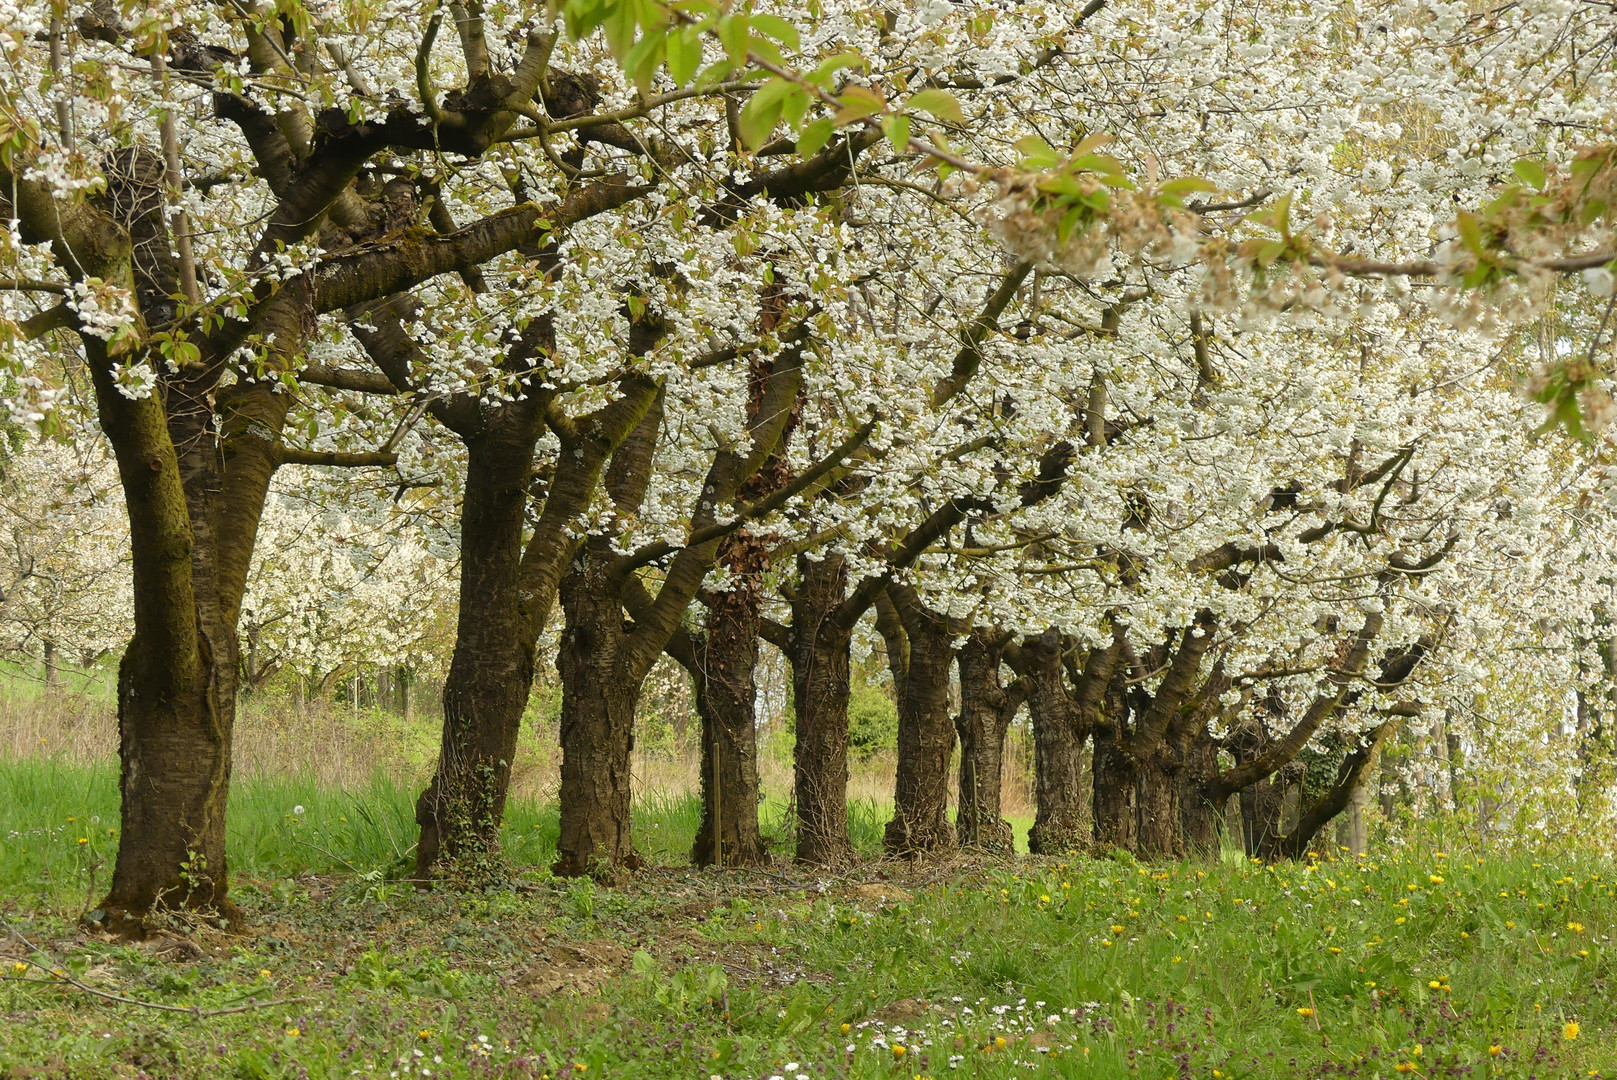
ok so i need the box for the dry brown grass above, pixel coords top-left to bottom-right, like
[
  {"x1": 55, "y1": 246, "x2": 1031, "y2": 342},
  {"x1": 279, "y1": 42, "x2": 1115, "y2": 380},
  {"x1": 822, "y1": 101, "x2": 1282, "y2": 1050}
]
[{"x1": 0, "y1": 679, "x2": 1036, "y2": 821}]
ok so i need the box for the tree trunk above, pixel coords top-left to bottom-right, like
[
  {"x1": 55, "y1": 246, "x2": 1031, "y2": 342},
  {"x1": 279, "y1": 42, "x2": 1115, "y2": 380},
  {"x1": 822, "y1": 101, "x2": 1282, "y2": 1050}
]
[
  {"x1": 1133, "y1": 752, "x2": 1184, "y2": 859},
  {"x1": 689, "y1": 560, "x2": 769, "y2": 868},
  {"x1": 881, "y1": 587, "x2": 957, "y2": 858},
  {"x1": 955, "y1": 632, "x2": 1019, "y2": 852},
  {"x1": 90, "y1": 349, "x2": 240, "y2": 935},
  {"x1": 414, "y1": 414, "x2": 539, "y2": 879},
  {"x1": 1178, "y1": 735, "x2": 1221, "y2": 857},
  {"x1": 1341, "y1": 781, "x2": 1368, "y2": 855},
  {"x1": 1228, "y1": 716, "x2": 1284, "y2": 856},
  {"x1": 1240, "y1": 775, "x2": 1285, "y2": 857},
  {"x1": 1024, "y1": 631, "x2": 1087, "y2": 855},
  {"x1": 1091, "y1": 720, "x2": 1136, "y2": 853},
  {"x1": 553, "y1": 542, "x2": 645, "y2": 877},
  {"x1": 43, "y1": 638, "x2": 59, "y2": 688},
  {"x1": 1263, "y1": 720, "x2": 1400, "y2": 860},
  {"x1": 789, "y1": 553, "x2": 856, "y2": 867},
  {"x1": 395, "y1": 666, "x2": 411, "y2": 720}
]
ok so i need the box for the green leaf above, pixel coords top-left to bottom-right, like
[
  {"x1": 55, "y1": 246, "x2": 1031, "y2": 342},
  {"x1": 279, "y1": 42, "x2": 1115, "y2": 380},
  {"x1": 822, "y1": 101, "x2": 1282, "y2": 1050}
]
[
  {"x1": 665, "y1": 26, "x2": 700, "y2": 85},
  {"x1": 1455, "y1": 210, "x2": 1484, "y2": 256},
  {"x1": 1036, "y1": 174, "x2": 1089, "y2": 197},
  {"x1": 748, "y1": 36, "x2": 783, "y2": 65},
  {"x1": 833, "y1": 85, "x2": 884, "y2": 125},
  {"x1": 1071, "y1": 152, "x2": 1126, "y2": 176},
  {"x1": 1014, "y1": 134, "x2": 1060, "y2": 169},
  {"x1": 1057, "y1": 204, "x2": 1087, "y2": 246},
  {"x1": 808, "y1": 51, "x2": 867, "y2": 87},
  {"x1": 796, "y1": 116, "x2": 835, "y2": 157},
  {"x1": 603, "y1": 0, "x2": 638, "y2": 59},
  {"x1": 781, "y1": 85, "x2": 811, "y2": 129},
  {"x1": 882, "y1": 113, "x2": 910, "y2": 152},
  {"x1": 1512, "y1": 159, "x2": 1547, "y2": 190},
  {"x1": 693, "y1": 60, "x2": 737, "y2": 88},
  {"x1": 622, "y1": 30, "x2": 666, "y2": 96},
  {"x1": 717, "y1": 13, "x2": 750, "y2": 65},
  {"x1": 906, "y1": 88, "x2": 963, "y2": 124},
  {"x1": 738, "y1": 91, "x2": 785, "y2": 150},
  {"x1": 1158, "y1": 176, "x2": 1218, "y2": 196},
  {"x1": 748, "y1": 12, "x2": 800, "y2": 51},
  {"x1": 1070, "y1": 131, "x2": 1114, "y2": 157}
]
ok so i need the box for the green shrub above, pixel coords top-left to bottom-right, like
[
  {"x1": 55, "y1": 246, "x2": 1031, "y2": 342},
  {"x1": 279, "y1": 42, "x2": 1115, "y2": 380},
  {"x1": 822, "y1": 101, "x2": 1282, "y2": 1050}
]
[{"x1": 848, "y1": 681, "x2": 897, "y2": 759}]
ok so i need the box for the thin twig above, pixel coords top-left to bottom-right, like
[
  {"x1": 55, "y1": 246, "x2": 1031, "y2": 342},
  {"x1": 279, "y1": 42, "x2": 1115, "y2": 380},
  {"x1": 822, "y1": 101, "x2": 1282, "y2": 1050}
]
[{"x1": 2, "y1": 920, "x2": 310, "y2": 1018}]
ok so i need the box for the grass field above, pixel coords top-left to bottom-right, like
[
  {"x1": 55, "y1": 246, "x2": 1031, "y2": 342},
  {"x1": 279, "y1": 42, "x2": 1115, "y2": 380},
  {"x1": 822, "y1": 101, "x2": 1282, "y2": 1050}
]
[{"x1": 0, "y1": 756, "x2": 1613, "y2": 1079}]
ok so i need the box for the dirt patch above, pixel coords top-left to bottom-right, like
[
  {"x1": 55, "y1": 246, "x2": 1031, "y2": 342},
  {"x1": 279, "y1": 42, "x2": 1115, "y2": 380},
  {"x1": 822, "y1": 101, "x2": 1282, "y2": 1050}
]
[
  {"x1": 871, "y1": 998, "x2": 936, "y2": 1024},
  {"x1": 140, "y1": 933, "x2": 204, "y2": 963},
  {"x1": 838, "y1": 883, "x2": 912, "y2": 905},
  {"x1": 515, "y1": 939, "x2": 634, "y2": 997}
]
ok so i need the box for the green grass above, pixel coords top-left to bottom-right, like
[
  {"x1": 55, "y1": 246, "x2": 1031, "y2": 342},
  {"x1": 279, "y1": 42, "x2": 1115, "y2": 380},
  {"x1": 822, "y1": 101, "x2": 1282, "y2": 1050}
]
[
  {"x1": 1, "y1": 758, "x2": 1613, "y2": 1079},
  {"x1": 0, "y1": 759, "x2": 893, "y2": 908}
]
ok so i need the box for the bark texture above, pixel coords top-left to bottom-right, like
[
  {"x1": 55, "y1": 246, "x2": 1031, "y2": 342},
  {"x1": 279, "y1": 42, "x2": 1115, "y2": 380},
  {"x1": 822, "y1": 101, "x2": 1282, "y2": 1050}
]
[
  {"x1": 688, "y1": 571, "x2": 770, "y2": 867},
  {"x1": 554, "y1": 542, "x2": 647, "y2": 877},
  {"x1": 879, "y1": 585, "x2": 958, "y2": 858},
  {"x1": 789, "y1": 553, "x2": 856, "y2": 867},
  {"x1": 955, "y1": 631, "x2": 1023, "y2": 852},
  {"x1": 1021, "y1": 630, "x2": 1087, "y2": 856},
  {"x1": 413, "y1": 404, "x2": 542, "y2": 878}
]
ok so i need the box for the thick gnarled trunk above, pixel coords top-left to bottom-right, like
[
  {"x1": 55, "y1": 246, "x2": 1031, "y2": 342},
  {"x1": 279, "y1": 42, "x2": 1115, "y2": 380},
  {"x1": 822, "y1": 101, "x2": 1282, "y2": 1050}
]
[
  {"x1": 1091, "y1": 719, "x2": 1136, "y2": 853},
  {"x1": 91, "y1": 348, "x2": 239, "y2": 934},
  {"x1": 1133, "y1": 752, "x2": 1185, "y2": 859},
  {"x1": 955, "y1": 632, "x2": 1020, "y2": 853},
  {"x1": 689, "y1": 570, "x2": 769, "y2": 868},
  {"x1": 414, "y1": 415, "x2": 540, "y2": 878},
  {"x1": 880, "y1": 587, "x2": 957, "y2": 858},
  {"x1": 789, "y1": 554, "x2": 856, "y2": 867},
  {"x1": 1022, "y1": 631, "x2": 1086, "y2": 855},
  {"x1": 554, "y1": 544, "x2": 645, "y2": 877}
]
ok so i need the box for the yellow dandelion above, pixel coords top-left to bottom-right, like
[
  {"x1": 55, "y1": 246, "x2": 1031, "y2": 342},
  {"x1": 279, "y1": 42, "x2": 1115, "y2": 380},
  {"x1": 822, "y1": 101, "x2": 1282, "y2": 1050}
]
[
  {"x1": 892, "y1": 1044, "x2": 907, "y2": 1059},
  {"x1": 1111, "y1": 924, "x2": 1125, "y2": 934},
  {"x1": 419, "y1": 1029, "x2": 433, "y2": 1039},
  {"x1": 11, "y1": 962, "x2": 26, "y2": 974},
  {"x1": 1488, "y1": 1045, "x2": 1503, "y2": 1057},
  {"x1": 1564, "y1": 1022, "x2": 1579, "y2": 1041},
  {"x1": 259, "y1": 969, "x2": 272, "y2": 978},
  {"x1": 285, "y1": 1028, "x2": 300, "y2": 1038},
  {"x1": 840, "y1": 1023, "x2": 850, "y2": 1034},
  {"x1": 1429, "y1": 981, "x2": 1441, "y2": 990},
  {"x1": 1297, "y1": 1008, "x2": 1315, "y2": 1018},
  {"x1": 994, "y1": 1036, "x2": 1007, "y2": 1050},
  {"x1": 77, "y1": 838, "x2": 87, "y2": 845}
]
